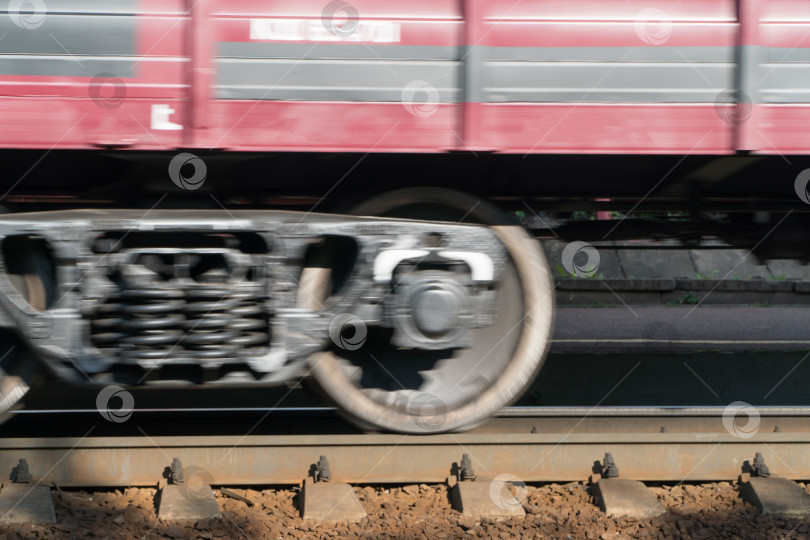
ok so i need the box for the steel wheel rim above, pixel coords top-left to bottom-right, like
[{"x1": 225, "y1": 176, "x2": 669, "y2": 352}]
[{"x1": 304, "y1": 188, "x2": 555, "y2": 433}]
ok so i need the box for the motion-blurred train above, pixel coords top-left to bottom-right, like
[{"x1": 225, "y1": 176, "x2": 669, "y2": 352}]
[{"x1": 0, "y1": 0, "x2": 808, "y2": 432}]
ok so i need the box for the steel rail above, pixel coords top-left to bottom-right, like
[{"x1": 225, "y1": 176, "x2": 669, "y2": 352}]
[
  {"x1": 1, "y1": 415, "x2": 809, "y2": 486},
  {"x1": 501, "y1": 406, "x2": 810, "y2": 417},
  {"x1": 11, "y1": 406, "x2": 810, "y2": 416}
]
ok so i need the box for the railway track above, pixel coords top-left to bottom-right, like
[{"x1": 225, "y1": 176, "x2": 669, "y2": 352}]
[{"x1": 2, "y1": 407, "x2": 809, "y2": 487}]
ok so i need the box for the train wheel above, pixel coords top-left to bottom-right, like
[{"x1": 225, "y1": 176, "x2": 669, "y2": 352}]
[
  {"x1": 302, "y1": 188, "x2": 555, "y2": 433},
  {"x1": 0, "y1": 353, "x2": 35, "y2": 421},
  {"x1": 0, "y1": 236, "x2": 51, "y2": 422}
]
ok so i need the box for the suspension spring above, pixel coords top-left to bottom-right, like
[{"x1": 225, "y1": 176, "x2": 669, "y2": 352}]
[{"x1": 91, "y1": 283, "x2": 269, "y2": 364}]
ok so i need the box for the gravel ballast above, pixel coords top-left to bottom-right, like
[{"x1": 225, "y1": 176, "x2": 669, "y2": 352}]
[{"x1": 1, "y1": 480, "x2": 808, "y2": 539}]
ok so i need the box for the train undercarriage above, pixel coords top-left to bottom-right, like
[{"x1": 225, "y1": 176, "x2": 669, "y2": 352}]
[{"x1": 0, "y1": 150, "x2": 807, "y2": 432}]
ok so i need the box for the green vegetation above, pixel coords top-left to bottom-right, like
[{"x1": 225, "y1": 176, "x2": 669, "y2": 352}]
[{"x1": 667, "y1": 292, "x2": 700, "y2": 306}]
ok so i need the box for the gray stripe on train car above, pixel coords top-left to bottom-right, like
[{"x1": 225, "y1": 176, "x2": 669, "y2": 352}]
[
  {"x1": 218, "y1": 42, "x2": 460, "y2": 61},
  {"x1": 217, "y1": 43, "x2": 810, "y2": 64},
  {"x1": 218, "y1": 43, "x2": 738, "y2": 63},
  {"x1": 0, "y1": 0, "x2": 136, "y2": 15},
  {"x1": 762, "y1": 47, "x2": 810, "y2": 63},
  {"x1": 0, "y1": 15, "x2": 135, "y2": 56},
  {"x1": 215, "y1": 59, "x2": 461, "y2": 102},
  {"x1": 483, "y1": 63, "x2": 734, "y2": 103},
  {"x1": 215, "y1": 43, "x2": 810, "y2": 104},
  {"x1": 481, "y1": 46, "x2": 735, "y2": 63},
  {"x1": 759, "y1": 64, "x2": 810, "y2": 103},
  {"x1": 0, "y1": 56, "x2": 137, "y2": 77},
  {"x1": 214, "y1": 60, "x2": 730, "y2": 103}
]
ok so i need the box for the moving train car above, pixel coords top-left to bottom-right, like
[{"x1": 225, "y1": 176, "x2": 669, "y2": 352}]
[{"x1": 0, "y1": 0, "x2": 808, "y2": 432}]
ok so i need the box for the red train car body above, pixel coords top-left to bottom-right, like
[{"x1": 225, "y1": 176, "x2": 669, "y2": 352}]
[{"x1": 1, "y1": 0, "x2": 808, "y2": 154}]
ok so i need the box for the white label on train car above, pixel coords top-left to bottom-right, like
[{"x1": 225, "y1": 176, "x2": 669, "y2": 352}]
[
  {"x1": 249, "y1": 19, "x2": 401, "y2": 43},
  {"x1": 151, "y1": 105, "x2": 183, "y2": 131}
]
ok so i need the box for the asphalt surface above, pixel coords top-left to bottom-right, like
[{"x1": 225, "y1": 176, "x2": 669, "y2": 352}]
[{"x1": 553, "y1": 305, "x2": 810, "y2": 352}]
